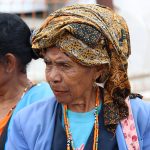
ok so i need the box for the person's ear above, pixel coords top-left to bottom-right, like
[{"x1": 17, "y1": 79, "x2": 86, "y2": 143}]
[
  {"x1": 4, "y1": 53, "x2": 16, "y2": 73},
  {"x1": 95, "y1": 64, "x2": 109, "y2": 82},
  {"x1": 94, "y1": 65, "x2": 105, "y2": 80}
]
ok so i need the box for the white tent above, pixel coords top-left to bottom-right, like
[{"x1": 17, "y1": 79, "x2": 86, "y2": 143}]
[{"x1": 0, "y1": 0, "x2": 47, "y2": 13}]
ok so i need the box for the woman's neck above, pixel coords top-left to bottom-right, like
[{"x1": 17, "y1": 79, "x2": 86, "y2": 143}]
[
  {"x1": 0, "y1": 73, "x2": 31, "y2": 119},
  {"x1": 67, "y1": 88, "x2": 99, "y2": 112},
  {"x1": 0, "y1": 74, "x2": 29, "y2": 102}
]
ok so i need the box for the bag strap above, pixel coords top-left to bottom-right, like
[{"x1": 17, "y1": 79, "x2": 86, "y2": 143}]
[{"x1": 120, "y1": 97, "x2": 140, "y2": 150}]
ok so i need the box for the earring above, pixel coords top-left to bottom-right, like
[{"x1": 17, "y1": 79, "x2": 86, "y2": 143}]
[
  {"x1": 95, "y1": 82, "x2": 104, "y2": 88},
  {"x1": 93, "y1": 81, "x2": 104, "y2": 88}
]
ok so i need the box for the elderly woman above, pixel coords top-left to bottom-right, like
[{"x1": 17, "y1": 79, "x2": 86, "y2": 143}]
[
  {"x1": 0, "y1": 13, "x2": 54, "y2": 149},
  {"x1": 6, "y1": 4, "x2": 150, "y2": 150}
]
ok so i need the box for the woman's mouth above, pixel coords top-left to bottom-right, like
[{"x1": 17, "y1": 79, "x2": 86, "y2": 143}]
[{"x1": 53, "y1": 89, "x2": 68, "y2": 96}]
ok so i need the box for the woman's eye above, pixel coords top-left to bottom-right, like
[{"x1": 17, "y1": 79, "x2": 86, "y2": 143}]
[
  {"x1": 61, "y1": 63, "x2": 71, "y2": 69},
  {"x1": 63, "y1": 64, "x2": 69, "y2": 67}
]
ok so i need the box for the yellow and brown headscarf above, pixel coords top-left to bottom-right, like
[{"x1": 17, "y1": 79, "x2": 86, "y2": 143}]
[{"x1": 32, "y1": 4, "x2": 131, "y2": 133}]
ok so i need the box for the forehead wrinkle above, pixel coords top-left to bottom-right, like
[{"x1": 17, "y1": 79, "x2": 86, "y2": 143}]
[{"x1": 45, "y1": 50, "x2": 74, "y2": 64}]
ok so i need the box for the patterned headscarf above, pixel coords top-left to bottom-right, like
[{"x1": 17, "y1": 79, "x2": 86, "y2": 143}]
[{"x1": 32, "y1": 4, "x2": 131, "y2": 133}]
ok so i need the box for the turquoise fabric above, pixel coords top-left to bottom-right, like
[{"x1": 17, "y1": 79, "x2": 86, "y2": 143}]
[{"x1": 66, "y1": 104, "x2": 101, "y2": 148}]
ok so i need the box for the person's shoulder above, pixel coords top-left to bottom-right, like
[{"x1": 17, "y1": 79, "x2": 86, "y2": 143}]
[
  {"x1": 16, "y1": 96, "x2": 57, "y2": 122},
  {"x1": 11, "y1": 82, "x2": 54, "y2": 119},
  {"x1": 31, "y1": 81, "x2": 51, "y2": 91},
  {"x1": 129, "y1": 97, "x2": 150, "y2": 141},
  {"x1": 130, "y1": 97, "x2": 150, "y2": 128},
  {"x1": 130, "y1": 97, "x2": 150, "y2": 113},
  {"x1": 7, "y1": 96, "x2": 58, "y2": 147},
  {"x1": 24, "y1": 81, "x2": 54, "y2": 101},
  {"x1": 23, "y1": 95, "x2": 56, "y2": 111}
]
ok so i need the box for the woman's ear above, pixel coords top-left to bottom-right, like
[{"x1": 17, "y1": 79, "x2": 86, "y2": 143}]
[
  {"x1": 94, "y1": 66, "x2": 102, "y2": 80},
  {"x1": 95, "y1": 64, "x2": 109, "y2": 82},
  {"x1": 4, "y1": 53, "x2": 16, "y2": 73}
]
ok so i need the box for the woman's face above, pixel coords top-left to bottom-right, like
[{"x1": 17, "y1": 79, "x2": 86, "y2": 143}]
[{"x1": 44, "y1": 47, "x2": 100, "y2": 105}]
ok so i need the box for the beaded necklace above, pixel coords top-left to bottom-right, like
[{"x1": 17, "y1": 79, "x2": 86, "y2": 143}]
[{"x1": 63, "y1": 90, "x2": 100, "y2": 150}]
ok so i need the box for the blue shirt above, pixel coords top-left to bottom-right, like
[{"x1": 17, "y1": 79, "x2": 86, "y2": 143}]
[
  {"x1": 5, "y1": 97, "x2": 150, "y2": 150},
  {"x1": 5, "y1": 82, "x2": 54, "y2": 148}
]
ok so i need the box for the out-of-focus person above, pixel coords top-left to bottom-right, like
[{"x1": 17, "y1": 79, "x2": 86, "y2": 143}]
[{"x1": 0, "y1": 13, "x2": 54, "y2": 149}]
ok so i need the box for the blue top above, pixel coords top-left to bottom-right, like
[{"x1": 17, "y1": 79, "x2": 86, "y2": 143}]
[
  {"x1": 6, "y1": 82, "x2": 54, "y2": 147},
  {"x1": 5, "y1": 97, "x2": 150, "y2": 150}
]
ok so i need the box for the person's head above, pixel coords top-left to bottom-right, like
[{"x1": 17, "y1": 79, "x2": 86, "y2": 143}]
[
  {"x1": 32, "y1": 4, "x2": 131, "y2": 132},
  {"x1": 0, "y1": 13, "x2": 37, "y2": 75},
  {"x1": 43, "y1": 47, "x2": 104, "y2": 106}
]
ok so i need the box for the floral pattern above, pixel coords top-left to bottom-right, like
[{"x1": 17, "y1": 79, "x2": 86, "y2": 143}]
[{"x1": 121, "y1": 97, "x2": 140, "y2": 150}]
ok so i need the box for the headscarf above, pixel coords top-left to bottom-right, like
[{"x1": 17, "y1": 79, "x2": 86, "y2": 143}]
[{"x1": 32, "y1": 4, "x2": 131, "y2": 133}]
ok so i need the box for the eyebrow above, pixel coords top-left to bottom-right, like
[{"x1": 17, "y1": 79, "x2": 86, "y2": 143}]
[{"x1": 44, "y1": 58, "x2": 72, "y2": 64}]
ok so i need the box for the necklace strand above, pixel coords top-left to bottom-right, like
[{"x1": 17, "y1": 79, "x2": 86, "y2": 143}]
[{"x1": 63, "y1": 90, "x2": 100, "y2": 150}]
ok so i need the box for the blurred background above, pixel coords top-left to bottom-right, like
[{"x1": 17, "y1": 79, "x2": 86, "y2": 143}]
[{"x1": 0, "y1": 0, "x2": 149, "y2": 100}]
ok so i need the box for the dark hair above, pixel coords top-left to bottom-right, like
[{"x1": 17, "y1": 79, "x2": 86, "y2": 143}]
[{"x1": 0, "y1": 13, "x2": 38, "y2": 73}]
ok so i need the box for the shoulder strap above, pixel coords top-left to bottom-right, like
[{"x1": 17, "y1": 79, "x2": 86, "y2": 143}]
[{"x1": 120, "y1": 97, "x2": 140, "y2": 150}]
